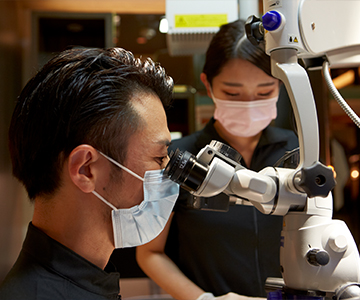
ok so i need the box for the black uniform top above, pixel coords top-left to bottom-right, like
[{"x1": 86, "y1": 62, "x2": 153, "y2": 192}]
[
  {"x1": 0, "y1": 222, "x2": 121, "y2": 300},
  {"x1": 165, "y1": 118, "x2": 299, "y2": 297}
]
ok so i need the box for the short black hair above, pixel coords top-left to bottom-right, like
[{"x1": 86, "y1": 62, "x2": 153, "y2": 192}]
[
  {"x1": 203, "y1": 19, "x2": 271, "y2": 84},
  {"x1": 9, "y1": 48, "x2": 174, "y2": 200}
]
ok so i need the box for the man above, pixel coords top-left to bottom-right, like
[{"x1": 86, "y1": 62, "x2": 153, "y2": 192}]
[{"x1": 0, "y1": 48, "x2": 179, "y2": 299}]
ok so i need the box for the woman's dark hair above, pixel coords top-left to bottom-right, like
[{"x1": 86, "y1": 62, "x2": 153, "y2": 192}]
[
  {"x1": 9, "y1": 48, "x2": 174, "y2": 200},
  {"x1": 203, "y1": 19, "x2": 271, "y2": 84}
]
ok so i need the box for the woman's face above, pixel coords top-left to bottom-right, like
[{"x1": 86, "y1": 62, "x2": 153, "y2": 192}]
[{"x1": 202, "y1": 58, "x2": 280, "y2": 102}]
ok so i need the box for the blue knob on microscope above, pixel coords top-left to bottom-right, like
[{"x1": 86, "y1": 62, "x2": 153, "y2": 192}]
[{"x1": 262, "y1": 11, "x2": 282, "y2": 31}]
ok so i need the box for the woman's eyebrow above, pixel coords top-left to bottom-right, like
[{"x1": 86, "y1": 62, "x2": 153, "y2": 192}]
[
  {"x1": 221, "y1": 81, "x2": 276, "y2": 87},
  {"x1": 222, "y1": 81, "x2": 244, "y2": 87},
  {"x1": 257, "y1": 82, "x2": 276, "y2": 87}
]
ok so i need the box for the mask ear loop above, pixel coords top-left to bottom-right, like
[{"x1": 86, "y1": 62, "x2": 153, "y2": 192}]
[
  {"x1": 92, "y1": 190, "x2": 117, "y2": 210},
  {"x1": 98, "y1": 151, "x2": 145, "y2": 182},
  {"x1": 209, "y1": 87, "x2": 218, "y2": 105},
  {"x1": 91, "y1": 151, "x2": 145, "y2": 210}
]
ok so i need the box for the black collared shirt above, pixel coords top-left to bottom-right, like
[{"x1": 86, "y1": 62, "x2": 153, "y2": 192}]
[
  {"x1": 165, "y1": 118, "x2": 299, "y2": 297},
  {"x1": 0, "y1": 223, "x2": 121, "y2": 300},
  {"x1": 179, "y1": 117, "x2": 298, "y2": 171}
]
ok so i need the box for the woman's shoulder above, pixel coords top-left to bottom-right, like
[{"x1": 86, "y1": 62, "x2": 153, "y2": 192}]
[
  {"x1": 265, "y1": 126, "x2": 298, "y2": 144},
  {"x1": 170, "y1": 126, "x2": 215, "y2": 153},
  {"x1": 256, "y1": 126, "x2": 299, "y2": 160}
]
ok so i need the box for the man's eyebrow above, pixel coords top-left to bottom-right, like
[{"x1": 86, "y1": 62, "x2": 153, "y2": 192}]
[{"x1": 156, "y1": 139, "x2": 172, "y2": 147}]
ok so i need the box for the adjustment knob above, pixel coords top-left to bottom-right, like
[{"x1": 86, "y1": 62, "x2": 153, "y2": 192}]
[
  {"x1": 297, "y1": 162, "x2": 336, "y2": 198},
  {"x1": 262, "y1": 10, "x2": 282, "y2": 31},
  {"x1": 329, "y1": 234, "x2": 348, "y2": 253},
  {"x1": 306, "y1": 249, "x2": 330, "y2": 266},
  {"x1": 245, "y1": 15, "x2": 264, "y2": 46}
]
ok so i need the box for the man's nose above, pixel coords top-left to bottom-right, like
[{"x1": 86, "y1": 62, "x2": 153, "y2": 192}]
[{"x1": 161, "y1": 156, "x2": 170, "y2": 169}]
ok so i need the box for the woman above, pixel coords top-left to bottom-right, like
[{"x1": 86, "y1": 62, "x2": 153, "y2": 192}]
[{"x1": 136, "y1": 19, "x2": 298, "y2": 300}]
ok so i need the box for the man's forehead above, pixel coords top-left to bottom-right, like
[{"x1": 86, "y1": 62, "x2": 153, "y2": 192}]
[
  {"x1": 142, "y1": 134, "x2": 171, "y2": 152},
  {"x1": 127, "y1": 93, "x2": 170, "y2": 149},
  {"x1": 131, "y1": 90, "x2": 162, "y2": 109},
  {"x1": 127, "y1": 134, "x2": 170, "y2": 160}
]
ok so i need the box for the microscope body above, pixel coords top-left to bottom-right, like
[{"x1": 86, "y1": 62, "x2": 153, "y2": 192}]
[
  {"x1": 282, "y1": 212, "x2": 360, "y2": 293},
  {"x1": 257, "y1": 1, "x2": 360, "y2": 295}
]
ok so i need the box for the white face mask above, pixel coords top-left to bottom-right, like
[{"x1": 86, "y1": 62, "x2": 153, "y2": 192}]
[
  {"x1": 211, "y1": 91, "x2": 278, "y2": 137},
  {"x1": 92, "y1": 152, "x2": 179, "y2": 248}
]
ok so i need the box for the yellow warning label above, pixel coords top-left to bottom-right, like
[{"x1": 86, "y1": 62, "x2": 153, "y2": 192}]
[
  {"x1": 175, "y1": 14, "x2": 228, "y2": 28},
  {"x1": 288, "y1": 35, "x2": 299, "y2": 43}
]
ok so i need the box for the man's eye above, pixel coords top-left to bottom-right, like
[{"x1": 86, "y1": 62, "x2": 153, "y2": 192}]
[{"x1": 156, "y1": 156, "x2": 166, "y2": 165}]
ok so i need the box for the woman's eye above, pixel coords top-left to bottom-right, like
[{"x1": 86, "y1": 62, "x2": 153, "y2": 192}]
[
  {"x1": 258, "y1": 91, "x2": 274, "y2": 97},
  {"x1": 224, "y1": 92, "x2": 239, "y2": 97}
]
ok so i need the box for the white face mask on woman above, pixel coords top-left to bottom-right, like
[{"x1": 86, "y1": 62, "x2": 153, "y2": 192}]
[
  {"x1": 211, "y1": 91, "x2": 278, "y2": 137},
  {"x1": 92, "y1": 151, "x2": 179, "y2": 248}
]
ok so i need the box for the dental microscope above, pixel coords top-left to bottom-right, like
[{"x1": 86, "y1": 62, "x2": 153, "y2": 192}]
[{"x1": 164, "y1": 1, "x2": 360, "y2": 299}]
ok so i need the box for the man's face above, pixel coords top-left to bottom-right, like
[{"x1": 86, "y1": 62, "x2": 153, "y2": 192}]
[{"x1": 106, "y1": 92, "x2": 171, "y2": 209}]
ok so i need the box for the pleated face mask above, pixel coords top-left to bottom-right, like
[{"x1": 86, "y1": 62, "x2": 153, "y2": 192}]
[
  {"x1": 92, "y1": 152, "x2": 179, "y2": 248},
  {"x1": 211, "y1": 89, "x2": 278, "y2": 137}
]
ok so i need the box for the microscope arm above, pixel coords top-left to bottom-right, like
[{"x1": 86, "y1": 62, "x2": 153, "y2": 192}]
[
  {"x1": 271, "y1": 49, "x2": 319, "y2": 171},
  {"x1": 270, "y1": 49, "x2": 336, "y2": 199}
]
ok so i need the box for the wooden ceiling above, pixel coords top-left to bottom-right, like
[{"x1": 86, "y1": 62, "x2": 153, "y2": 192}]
[{"x1": 15, "y1": 0, "x2": 166, "y2": 14}]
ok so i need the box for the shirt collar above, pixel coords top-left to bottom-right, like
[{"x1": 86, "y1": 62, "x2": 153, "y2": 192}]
[
  {"x1": 197, "y1": 118, "x2": 289, "y2": 149},
  {"x1": 194, "y1": 117, "x2": 227, "y2": 150},
  {"x1": 258, "y1": 125, "x2": 293, "y2": 148},
  {"x1": 23, "y1": 223, "x2": 120, "y2": 298},
  {"x1": 196, "y1": 118, "x2": 295, "y2": 169}
]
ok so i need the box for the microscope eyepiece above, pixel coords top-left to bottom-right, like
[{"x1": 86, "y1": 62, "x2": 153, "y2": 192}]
[{"x1": 164, "y1": 149, "x2": 209, "y2": 192}]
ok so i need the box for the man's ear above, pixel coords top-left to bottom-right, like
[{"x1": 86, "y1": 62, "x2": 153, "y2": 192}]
[
  {"x1": 68, "y1": 145, "x2": 100, "y2": 193},
  {"x1": 200, "y1": 73, "x2": 212, "y2": 98}
]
